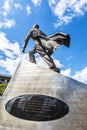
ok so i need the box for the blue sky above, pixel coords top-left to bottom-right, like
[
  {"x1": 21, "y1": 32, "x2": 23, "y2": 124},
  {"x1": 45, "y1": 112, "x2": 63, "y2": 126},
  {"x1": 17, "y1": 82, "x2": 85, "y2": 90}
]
[{"x1": 0, "y1": 0, "x2": 87, "y2": 84}]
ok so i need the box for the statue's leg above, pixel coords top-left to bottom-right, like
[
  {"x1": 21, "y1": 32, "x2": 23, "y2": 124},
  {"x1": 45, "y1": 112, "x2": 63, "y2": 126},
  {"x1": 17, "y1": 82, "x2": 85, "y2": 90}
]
[
  {"x1": 29, "y1": 47, "x2": 36, "y2": 63},
  {"x1": 47, "y1": 50, "x2": 53, "y2": 56},
  {"x1": 36, "y1": 44, "x2": 60, "y2": 73}
]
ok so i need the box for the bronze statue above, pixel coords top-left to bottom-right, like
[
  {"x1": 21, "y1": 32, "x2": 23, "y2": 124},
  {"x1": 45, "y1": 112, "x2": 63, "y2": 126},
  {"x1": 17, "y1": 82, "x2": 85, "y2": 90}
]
[{"x1": 22, "y1": 24, "x2": 70, "y2": 73}]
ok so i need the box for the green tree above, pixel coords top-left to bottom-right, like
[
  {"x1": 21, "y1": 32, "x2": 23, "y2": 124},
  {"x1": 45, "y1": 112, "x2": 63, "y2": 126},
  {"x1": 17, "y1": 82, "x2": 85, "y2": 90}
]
[{"x1": 0, "y1": 83, "x2": 8, "y2": 95}]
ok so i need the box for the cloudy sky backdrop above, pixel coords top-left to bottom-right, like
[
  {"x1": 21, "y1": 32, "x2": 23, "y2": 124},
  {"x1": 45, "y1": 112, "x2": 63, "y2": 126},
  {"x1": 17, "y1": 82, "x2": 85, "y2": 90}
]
[{"x1": 0, "y1": 0, "x2": 87, "y2": 84}]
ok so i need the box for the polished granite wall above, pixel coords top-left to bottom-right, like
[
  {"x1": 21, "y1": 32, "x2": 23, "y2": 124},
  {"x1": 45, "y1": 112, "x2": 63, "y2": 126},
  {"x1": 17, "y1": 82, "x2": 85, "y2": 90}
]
[{"x1": 0, "y1": 60, "x2": 87, "y2": 130}]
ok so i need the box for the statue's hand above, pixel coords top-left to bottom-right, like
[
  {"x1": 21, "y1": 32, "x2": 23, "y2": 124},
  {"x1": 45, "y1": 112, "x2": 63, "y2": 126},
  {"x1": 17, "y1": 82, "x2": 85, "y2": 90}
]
[{"x1": 22, "y1": 48, "x2": 25, "y2": 53}]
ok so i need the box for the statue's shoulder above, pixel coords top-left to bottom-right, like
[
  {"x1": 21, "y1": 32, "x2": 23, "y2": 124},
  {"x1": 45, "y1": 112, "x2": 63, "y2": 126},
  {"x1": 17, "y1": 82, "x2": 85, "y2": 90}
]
[{"x1": 26, "y1": 29, "x2": 33, "y2": 36}]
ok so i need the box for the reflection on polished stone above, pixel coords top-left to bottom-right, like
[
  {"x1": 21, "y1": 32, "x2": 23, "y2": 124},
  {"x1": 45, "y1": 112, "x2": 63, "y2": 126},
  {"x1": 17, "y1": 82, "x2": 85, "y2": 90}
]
[
  {"x1": 5, "y1": 94, "x2": 69, "y2": 121},
  {"x1": 0, "y1": 61, "x2": 87, "y2": 130}
]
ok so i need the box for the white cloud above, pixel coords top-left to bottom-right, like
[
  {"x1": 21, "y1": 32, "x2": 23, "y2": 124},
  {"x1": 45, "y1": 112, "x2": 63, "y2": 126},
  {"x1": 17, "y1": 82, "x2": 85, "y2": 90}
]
[
  {"x1": 0, "y1": 19, "x2": 16, "y2": 28},
  {"x1": 14, "y1": 3, "x2": 22, "y2": 10},
  {"x1": 48, "y1": 0, "x2": 87, "y2": 27},
  {"x1": 2, "y1": 0, "x2": 12, "y2": 17},
  {"x1": 0, "y1": 58, "x2": 21, "y2": 75},
  {"x1": 53, "y1": 58, "x2": 63, "y2": 68},
  {"x1": 1, "y1": 0, "x2": 24, "y2": 17},
  {"x1": 72, "y1": 66, "x2": 87, "y2": 84},
  {"x1": 26, "y1": 5, "x2": 32, "y2": 15},
  {"x1": 31, "y1": 0, "x2": 42, "y2": 6},
  {"x1": 61, "y1": 68, "x2": 71, "y2": 77},
  {"x1": 0, "y1": 32, "x2": 21, "y2": 75},
  {"x1": 61, "y1": 66, "x2": 87, "y2": 84},
  {"x1": 49, "y1": 0, "x2": 56, "y2": 5}
]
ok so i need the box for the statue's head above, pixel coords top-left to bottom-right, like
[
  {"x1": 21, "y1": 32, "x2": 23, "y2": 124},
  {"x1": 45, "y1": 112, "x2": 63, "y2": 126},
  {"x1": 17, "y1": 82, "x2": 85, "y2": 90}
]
[{"x1": 33, "y1": 24, "x2": 39, "y2": 29}]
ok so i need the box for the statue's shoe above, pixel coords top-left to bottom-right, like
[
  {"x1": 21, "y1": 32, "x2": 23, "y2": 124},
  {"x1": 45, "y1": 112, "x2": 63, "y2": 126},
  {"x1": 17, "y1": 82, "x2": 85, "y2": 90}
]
[{"x1": 50, "y1": 67, "x2": 60, "y2": 73}]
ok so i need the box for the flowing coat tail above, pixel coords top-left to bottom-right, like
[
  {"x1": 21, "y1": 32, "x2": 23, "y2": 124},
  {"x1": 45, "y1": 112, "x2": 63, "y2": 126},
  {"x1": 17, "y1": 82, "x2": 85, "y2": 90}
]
[{"x1": 39, "y1": 32, "x2": 70, "y2": 51}]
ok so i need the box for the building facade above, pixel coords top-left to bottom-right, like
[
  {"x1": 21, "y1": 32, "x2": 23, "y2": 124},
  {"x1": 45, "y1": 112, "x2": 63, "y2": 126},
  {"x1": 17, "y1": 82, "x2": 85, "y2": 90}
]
[{"x1": 0, "y1": 74, "x2": 11, "y2": 84}]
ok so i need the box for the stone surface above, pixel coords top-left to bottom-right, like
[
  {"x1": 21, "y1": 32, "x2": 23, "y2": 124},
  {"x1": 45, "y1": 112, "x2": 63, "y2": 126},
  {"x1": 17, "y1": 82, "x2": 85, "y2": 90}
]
[{"x1": 0, "y1": 60, "x2": 87, "y2": 130}]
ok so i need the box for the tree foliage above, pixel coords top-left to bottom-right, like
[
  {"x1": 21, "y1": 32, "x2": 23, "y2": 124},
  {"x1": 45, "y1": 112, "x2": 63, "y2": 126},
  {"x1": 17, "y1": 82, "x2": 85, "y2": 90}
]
[{"x1": 0, "y1": 83, "x2": 8, "y2": 95}]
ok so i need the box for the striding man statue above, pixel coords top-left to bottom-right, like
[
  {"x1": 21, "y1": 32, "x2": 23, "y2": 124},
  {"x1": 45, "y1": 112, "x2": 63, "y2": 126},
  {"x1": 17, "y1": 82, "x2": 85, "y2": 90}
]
[{"x1": 22, "y1": 24, "x2": 70, "y2": 73}]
